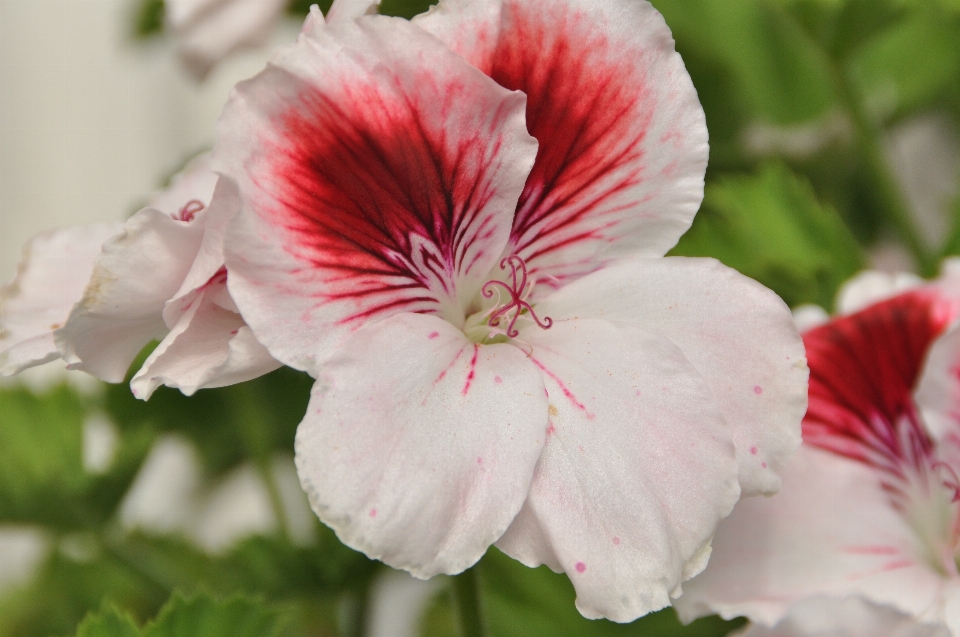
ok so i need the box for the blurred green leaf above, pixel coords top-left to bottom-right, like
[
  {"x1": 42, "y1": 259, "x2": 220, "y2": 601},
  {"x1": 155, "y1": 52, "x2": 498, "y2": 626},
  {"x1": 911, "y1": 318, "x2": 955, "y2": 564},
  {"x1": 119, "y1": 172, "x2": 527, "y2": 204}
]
[
  {"x1": 851, "y1": 4, "x2": 960, "y2": 121},
  {"x1": 104, "y1": 367, "x2": 312, "y2": 478},
  {"x1": 420, "y1": 550, "x2": 743, "y2": 637},
  {"x1": 74, "y1": 592, "x2": 281, "y2": 637},
  {"x1": 133, "y1": 0, "x2": 165, "y2": 39},
  {"x1": 652, "y1": 0, "x2": 837, "y2": 126},
  {"x1": 671, "y1": 162, "x2": 864, "y2": 309}
]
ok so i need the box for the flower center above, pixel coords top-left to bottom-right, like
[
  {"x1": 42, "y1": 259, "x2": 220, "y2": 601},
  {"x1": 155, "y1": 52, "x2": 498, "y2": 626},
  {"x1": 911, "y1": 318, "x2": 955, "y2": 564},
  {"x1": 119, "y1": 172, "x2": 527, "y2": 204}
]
[{"x1": 481, "y1": 255, "x2": 552, "y2": 338}]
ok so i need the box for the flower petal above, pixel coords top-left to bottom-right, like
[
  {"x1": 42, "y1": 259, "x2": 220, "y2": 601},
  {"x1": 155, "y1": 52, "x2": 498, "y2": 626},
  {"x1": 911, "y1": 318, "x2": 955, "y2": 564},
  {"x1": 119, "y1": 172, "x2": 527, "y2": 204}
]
[
  {"x1": 801, "y1": 290, "x2": 956, "y2": 475},
  {"x1": 836, "y1": 270, "x2": 925, "y2": 315},
  {"x1": 916, "y1": 324, "x2": 960, "y2": 444},
  {"x1": 130, "y1": 275, "x2": 280, "y2": 401},
  {"x1": 675, "y1": 446, "x2": 943, "y2": 627},
  {"x1": 147, "y1": 152, "x2": 219, "y2": 218},
  {"x1": 218, "y1": 16, "x2": 537, "y2": 374},
  {"x1": 496, "y1": 318, "x2": 739, "y2": 622},
  {"x1": 295, "y1": 313, "x2": 547, "y2": 578},
  {"x1": 415, "y1": 0, "x2": 708, "y2": 293},
  {"x1": 738, "y1": 597, "x2": 950, "y2": 637},
  {"x1": 55, "y1": 209, "x2": 205, "y2": 382},
  {"x1": 167, "y1": 0, "x2": 288, "y2": 79},
  {"x1": 326, "y1": 0, "x2": 381, "y2": 23},
  {"x1": 531, "y1": 257, "x2": 808, "y2": 496},
  {"x1": 1, "y1": 224, "x2": 121, "y2": 375}
]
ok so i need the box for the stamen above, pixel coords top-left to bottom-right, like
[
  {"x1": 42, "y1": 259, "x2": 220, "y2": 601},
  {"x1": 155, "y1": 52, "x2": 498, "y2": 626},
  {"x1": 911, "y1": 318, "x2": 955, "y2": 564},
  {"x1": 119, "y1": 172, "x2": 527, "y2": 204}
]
[
  {"x1": 176, "y1": 200, "x2": 205, "y2": 222},
  {"x1": 932, "y1": 461, "x2": 960, "y2": 503},
  {"x1": 481, "y1": 255, "x2": 552, "y2": 338}
]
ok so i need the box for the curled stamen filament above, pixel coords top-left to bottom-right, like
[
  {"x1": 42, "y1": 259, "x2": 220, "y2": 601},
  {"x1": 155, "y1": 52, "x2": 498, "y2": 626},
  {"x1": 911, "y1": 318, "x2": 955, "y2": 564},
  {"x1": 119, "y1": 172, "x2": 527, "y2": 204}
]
[
  {"x1": 932, "y1": 461, "x2": 960, "y2": 503},
  {"x1": 481, "y1": 255, "x2": 552, "y2": 338},
  {"x1": 177, "y1": 199, "x2": 206, "y2": 222}
]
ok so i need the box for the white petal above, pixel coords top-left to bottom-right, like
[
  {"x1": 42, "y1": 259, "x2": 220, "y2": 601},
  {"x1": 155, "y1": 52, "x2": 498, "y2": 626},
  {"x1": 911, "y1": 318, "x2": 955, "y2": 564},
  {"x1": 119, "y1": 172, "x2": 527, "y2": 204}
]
[
  {"x1": 675, "y1": 446, "x2": 943, "y2": 628},
  {"x1": 792, "y1": 304, "x2": 830, "y2": 332},
  {"x1": 147, "y1": 152, "x2": 218, "y2": 218},
  {"x1": 130, "y1": 279, "x2": 280, "y2": 401},
  {"x1": 218, "y1": 16, "x2": 536, "y2": 374},
  {"x1": 836, "y1": 270, "x2": 925, "y2": 315},
  {"x1": 326, "y1": 0, "x2": 381, "y2": 23},
  {"x1": 55, "y1": 209, "x2": 205, "y2": 382},
  {"x1": 531, "y1": 258, "x2": 808, "y2": 496},
  {"x1": 295, "y1": 313, "x2": 547, "y2": 578},
  {"x1": 739, "y1": 597, "x2": 949, "y2": 637},
  {"x1": 169, "y1": 0, "x2": 288, "y2": 79},
  {"x1": 916, "y1": 323, "x2": 960, "y2": 444},
  {"x1": 1, "y1": 224, "x2": 121, "y2": 375},
  {"x1": 496, "y1": 318, "x2": 739, "y2": 622},
  {"x1": 416, "y1": 0, "x2": 708, "y2": 293}
]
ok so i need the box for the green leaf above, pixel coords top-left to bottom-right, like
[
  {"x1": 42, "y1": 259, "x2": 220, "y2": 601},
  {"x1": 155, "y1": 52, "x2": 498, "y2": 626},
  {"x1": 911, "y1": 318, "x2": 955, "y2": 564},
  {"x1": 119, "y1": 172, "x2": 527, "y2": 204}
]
[
  {"x1": 651, "y1": 0, "x2": 837, "y2": 126},
  {"x1": 419, "y1": 550, "x2": 744, "y2": 637},
  {"x1": 104, "y1": 367, "x2": 312, "y2": 478},
  {"x1": 851, "y1": 4, "x2": 960, "y2": 120},
  {"x1": 73, "y1": 592, "x2": 281, "y2": 637},
  {"x1": 671, "y1": 162, "x2": 864, "y2": 310},
  {"x1": 76, "y1": 608, "x2": 140, "y2": 637}
]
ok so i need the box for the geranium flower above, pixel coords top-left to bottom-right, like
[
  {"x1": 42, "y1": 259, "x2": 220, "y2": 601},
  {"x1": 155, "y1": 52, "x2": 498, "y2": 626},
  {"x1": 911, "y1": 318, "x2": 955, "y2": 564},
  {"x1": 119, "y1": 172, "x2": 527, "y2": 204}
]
[
  {"x1": 1, "y1": 155, "x2": 279, "y2": 397},
  {"x1": 215, "y1": 0, "x2": 807, "y2": 621},
  {"x1": 675, "y1": 265, "x2": 960, "y2": 633}
]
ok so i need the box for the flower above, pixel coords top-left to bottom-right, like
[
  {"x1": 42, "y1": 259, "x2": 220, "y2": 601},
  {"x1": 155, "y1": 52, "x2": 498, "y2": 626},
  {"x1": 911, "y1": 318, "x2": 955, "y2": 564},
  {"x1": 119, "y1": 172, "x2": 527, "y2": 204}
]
[
  {"x1": 738, "y1": 597, "x2": 949, "y2": 637},
  {"x1": 1, "y1": 154, "x2": 279, "y2": 398},
  {"x1": 674, "y1": 265, "x2": 960, "y2": 634},
  {"x1": 166, "y1": 0, "x2": 382, "y2": 79},
  {"x1": 214, "y1": 0, "x2": 807, "y2": 621}
]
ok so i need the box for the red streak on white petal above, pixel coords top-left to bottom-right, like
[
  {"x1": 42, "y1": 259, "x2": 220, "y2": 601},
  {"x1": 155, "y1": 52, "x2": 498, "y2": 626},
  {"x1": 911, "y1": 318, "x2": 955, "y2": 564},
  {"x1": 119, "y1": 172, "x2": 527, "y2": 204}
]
[
  {"x1": 802, "y1": 291, "x2": 953, "y2": 480},
  {"x1": 485, "y1": 1, "x2": 652, "y2": 281},
  {"x1": 530, "y1": 356, "x2": 595, "y2": 419},
  {"x1": 262, "y1": 74, "x2": 514, "y2": 325},
  {"x1": 462, "y1": 345, "x2": 480, "y2": 396}
]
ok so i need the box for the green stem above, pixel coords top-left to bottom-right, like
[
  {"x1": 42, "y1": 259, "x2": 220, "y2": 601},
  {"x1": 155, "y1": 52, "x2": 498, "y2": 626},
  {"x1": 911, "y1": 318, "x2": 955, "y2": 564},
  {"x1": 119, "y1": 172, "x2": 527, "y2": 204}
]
[
  {"x1": 344, "y1": 577, "x2": 373, "y2": 637},
  {"x1": 452, "y1": 567, "x2": 487, "y2": 637},
  {"x1": 832, "y1": 61, "x2": 937, "y2": 275}
]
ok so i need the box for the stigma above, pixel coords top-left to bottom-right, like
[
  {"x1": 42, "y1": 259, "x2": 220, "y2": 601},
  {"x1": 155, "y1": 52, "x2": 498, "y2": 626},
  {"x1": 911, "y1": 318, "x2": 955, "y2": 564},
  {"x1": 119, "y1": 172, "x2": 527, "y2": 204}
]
[{"x1": 481, "y1": 255, "x2": 552, "y2": 338}]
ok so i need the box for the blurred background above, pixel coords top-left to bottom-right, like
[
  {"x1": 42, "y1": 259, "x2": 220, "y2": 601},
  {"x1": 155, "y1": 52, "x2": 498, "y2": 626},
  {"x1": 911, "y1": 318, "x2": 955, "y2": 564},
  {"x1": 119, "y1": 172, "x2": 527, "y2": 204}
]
[{"x1": 2, "y1": 0, "x2": 960, "y2": 635}]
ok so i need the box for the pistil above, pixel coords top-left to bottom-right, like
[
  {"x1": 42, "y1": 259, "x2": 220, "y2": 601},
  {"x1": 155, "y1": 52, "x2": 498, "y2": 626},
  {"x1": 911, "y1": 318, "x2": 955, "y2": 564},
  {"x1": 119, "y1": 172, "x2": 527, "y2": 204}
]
[{"x1": 481, "y1": 255, "x2": 552, "y2": 338}]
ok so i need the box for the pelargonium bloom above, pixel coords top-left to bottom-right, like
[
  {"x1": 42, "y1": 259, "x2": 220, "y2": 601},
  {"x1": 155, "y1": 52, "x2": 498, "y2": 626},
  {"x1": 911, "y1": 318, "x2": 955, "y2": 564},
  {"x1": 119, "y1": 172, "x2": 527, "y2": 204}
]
[
  {"x1": 215, "y1": 0, "x2": 807, "y2": 621},
  {"x1": 1, "y1": 154, "x2": 279, "y2": 397},
  {"x1": 675, "y1": 265, "x2": 960, "y2": 634}
]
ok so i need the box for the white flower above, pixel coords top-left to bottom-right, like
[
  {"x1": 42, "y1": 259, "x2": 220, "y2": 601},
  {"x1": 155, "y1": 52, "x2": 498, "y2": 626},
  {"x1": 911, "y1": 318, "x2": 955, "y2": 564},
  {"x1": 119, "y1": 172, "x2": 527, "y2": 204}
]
[
  {"x1": 213, "y1": 0, "x2": 807, "y2": 621},
  {"x1": 675, "y1": 265, "x2": 960, "y2": 634},
  {"x1": 739, "y1": 598, "x2": 948, "y2": 637}
]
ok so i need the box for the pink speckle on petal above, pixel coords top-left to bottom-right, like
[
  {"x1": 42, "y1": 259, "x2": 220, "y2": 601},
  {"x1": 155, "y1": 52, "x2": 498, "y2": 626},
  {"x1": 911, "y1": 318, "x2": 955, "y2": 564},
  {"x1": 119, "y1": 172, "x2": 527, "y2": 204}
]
[
  {"x1": 762, "y1": 462, "x2": 767, "y2": 468},
  {"x1": 612, "y1": 537, "x2": 620, "y2": 545},
  {"x1": 230, "y1": 329, "x2": 239, "y2": 336},
  {"x1": 428, "y1": 331, "x2": 439, "y2": 339},
  {"x1": 575, "y1": 562, "x2": 586, "y2": 573},
  {"x1": 477, "y1": 457, "x2": 483, "y2": 464},
  {"x1": 753, "y1": 385, "x2": 763, "y2": 395},
  {"x1": 546, "y1": 423, "x2": 556, "y2": 436},
  {"x1": 369, "y1": 509, "x2": 377, "y2": 517},
  {"x1": 495, "y1": 375, "x2": 503, "y2": 384},
  {"x1": 750, "y1": 446, "x2": 758, "y2": 455}
]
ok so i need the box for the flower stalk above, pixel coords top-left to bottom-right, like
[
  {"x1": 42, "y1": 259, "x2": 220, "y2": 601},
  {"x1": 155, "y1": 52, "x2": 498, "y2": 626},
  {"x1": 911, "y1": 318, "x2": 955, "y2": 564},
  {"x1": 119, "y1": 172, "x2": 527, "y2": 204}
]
[{"x1": 452, "y1": 567, "x2": 488, "y2": 637}]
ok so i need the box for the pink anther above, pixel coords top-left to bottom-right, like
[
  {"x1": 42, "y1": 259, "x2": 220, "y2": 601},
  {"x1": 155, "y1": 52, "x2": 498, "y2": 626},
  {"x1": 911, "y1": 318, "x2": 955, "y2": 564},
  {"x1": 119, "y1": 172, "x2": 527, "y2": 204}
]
[
  {"x1": 176, "y1": 199, "x2": 205, "y2": 222},
  {"x1": 481, "y1": 255, "x2": 552, "y2": 338}
]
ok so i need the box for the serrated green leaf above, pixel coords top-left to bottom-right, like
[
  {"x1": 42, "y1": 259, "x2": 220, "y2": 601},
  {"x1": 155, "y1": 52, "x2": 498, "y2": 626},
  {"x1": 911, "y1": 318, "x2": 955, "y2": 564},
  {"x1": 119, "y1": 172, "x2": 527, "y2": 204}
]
[
  {"x1": 671, "y1": 162, "x2": 864, "y2": 310},
  {"x1": 144, "y1": 593, "x2": 280, "y2": 637},
  {"x1": 76, "y1": 608, "x2": 140, "y2": 637},
  {"x1": 70, "y1": 592, "x2": 281, "y2": 637}
]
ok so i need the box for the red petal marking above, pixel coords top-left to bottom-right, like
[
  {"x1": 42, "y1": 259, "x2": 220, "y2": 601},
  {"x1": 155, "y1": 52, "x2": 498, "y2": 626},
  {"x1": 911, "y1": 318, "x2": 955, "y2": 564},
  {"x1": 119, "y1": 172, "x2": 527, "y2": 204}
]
[
  {"x1": 262, "y1": 73, "x2": 514, "y2": 326},
  {"x1": 481, "y1": 1, "x2": 652, "y2": 283},
  {"x1": 803, "y1": 291, "x2": 953, "y2": 477}
]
